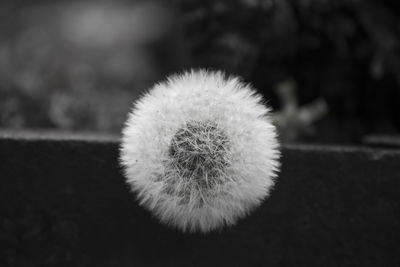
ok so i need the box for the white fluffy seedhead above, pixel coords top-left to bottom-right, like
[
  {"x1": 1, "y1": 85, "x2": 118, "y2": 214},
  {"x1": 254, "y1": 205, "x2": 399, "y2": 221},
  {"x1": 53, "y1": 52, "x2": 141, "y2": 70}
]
[{"x1": 120, "y1": 70, "x2": 280, "y2": 233}]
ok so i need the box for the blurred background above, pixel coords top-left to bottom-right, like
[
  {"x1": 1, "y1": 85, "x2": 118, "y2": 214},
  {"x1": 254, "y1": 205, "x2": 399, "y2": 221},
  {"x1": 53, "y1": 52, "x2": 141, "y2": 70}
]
[{"x1": 1, "y1": 0, "x2": 400, "y2": 146}]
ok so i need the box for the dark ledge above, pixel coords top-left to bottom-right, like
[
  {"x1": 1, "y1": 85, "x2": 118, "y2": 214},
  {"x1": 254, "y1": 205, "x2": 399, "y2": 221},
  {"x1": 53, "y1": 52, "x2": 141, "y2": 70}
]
[{"x1": 1, "y1": 131, "x2": 400, "y2": 266}]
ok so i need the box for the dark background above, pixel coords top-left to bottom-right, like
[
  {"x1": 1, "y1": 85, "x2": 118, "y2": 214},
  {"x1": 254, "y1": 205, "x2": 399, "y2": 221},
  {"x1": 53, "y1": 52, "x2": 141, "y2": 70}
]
[
  {"x1": 1, "y1": 135, "x2": 399, "y2": 266},
  {"x1": 1, "y1": 0, "x2": 400, "y2": 144}
]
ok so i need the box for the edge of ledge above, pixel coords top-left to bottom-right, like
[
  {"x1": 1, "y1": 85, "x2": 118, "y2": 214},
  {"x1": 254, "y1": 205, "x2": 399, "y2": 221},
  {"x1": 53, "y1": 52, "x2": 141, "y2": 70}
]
[
  {"x1": 1, "y1": 129, "x2": 400, "y2": 156},
  {"x1": 0, "y1": 129, "x2": 120, "y2": 144}
]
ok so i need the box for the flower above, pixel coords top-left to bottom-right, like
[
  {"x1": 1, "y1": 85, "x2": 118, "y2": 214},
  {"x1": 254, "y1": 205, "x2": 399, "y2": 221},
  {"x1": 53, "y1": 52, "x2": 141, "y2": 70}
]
[{"x1": 120, "y1": 69, "x2": 280, "y2": 233}]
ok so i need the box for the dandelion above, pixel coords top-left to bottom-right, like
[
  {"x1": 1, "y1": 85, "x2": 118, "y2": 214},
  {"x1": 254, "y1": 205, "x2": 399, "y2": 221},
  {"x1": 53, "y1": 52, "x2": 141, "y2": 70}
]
[{"x1": 120, "y1": 70, "x2": 280, "y2": 233}]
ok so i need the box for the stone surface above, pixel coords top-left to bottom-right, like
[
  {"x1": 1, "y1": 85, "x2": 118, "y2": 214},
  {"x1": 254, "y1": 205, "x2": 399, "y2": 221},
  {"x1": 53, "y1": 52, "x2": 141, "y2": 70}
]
[{"x1": 0, "y1": 131, "x2": 399, "y2": 266}]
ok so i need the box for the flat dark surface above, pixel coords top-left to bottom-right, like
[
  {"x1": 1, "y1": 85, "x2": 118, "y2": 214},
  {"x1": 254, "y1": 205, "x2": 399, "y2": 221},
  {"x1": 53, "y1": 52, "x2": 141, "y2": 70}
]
[{"x1": 1, "y1": 131, "x2": 400, "y2": 266}]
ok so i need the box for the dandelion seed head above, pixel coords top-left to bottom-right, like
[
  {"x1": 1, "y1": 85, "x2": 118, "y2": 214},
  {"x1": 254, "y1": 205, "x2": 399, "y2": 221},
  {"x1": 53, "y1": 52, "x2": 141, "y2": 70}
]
[{"x1": 120, "y1": 70, "x2": 280, "y2": 233}]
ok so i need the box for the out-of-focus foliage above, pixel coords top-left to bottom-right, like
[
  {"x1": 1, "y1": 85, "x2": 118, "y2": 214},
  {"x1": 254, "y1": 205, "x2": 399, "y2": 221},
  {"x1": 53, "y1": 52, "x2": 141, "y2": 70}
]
[
  {"x1": 1, "y1": 0, "x2": 400, "y2": 143},
  {"x1": 177, "y1": 0, "x2": 400, "y2": 143},
  {"x1": 0, "y1": 1, "x2": 186, "y2": 132},
  {"x1": 272, "y1": 80, "x2": 328, "y2": 142}
]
